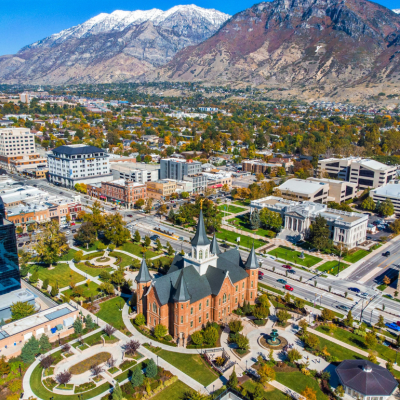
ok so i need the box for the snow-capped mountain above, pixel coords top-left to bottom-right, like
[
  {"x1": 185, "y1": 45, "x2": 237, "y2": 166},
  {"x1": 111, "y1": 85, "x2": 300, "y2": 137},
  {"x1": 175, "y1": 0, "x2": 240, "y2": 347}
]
[
  {"x1": 24, "y1": 5, "x2": 230, "y2": 50},
  {"x1": 394, "y1": 9, "x2": 400, "y2": 13},
  {"x1": 0, "y1": 4, "x2": 230, "y2": 84}
]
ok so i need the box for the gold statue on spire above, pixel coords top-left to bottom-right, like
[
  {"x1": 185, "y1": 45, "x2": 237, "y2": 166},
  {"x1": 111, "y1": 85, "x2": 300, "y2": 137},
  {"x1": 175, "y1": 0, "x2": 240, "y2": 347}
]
[{"x1": 199, "y1": 198, "x2": 204, "y2": 210}]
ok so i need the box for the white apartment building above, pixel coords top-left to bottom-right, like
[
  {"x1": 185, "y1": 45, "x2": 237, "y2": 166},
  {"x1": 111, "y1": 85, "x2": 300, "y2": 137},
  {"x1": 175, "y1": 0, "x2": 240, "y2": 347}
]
[
  {"x1": 318, "y1": 157, "x2": 397, "y2": 189},
  {"x1": 370, "y1": 183, "x2": 400, "y2": 216},
  {"x1": 250, "y1": 196, "x2": 368, "y2": 249},
  {"x1": 0, "y1": 128, "x2": 35, "y2": 156},
  {"x1": 111, "y1": 162, "x2": 160, "y2": 183},
  {"x1": 48, "y1": 144, "x2": 113, "y2": 188}
]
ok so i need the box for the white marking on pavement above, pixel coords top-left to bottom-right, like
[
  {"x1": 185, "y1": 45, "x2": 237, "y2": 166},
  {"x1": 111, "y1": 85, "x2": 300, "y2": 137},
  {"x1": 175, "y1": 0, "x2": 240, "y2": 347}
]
[{"x1": 358, "y1": 267, "x2": 382, "y2": 283}]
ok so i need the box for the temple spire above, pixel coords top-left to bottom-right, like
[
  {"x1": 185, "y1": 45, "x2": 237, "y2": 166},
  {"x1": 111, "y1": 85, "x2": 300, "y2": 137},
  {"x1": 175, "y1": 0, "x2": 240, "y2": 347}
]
[
  {"x1": 135, "y1": 258, "x2": 152, "y2": 283},
  {"x1": 191, "y1": 209, "x2": 210, "y2": 247},
  {"x1": 173, "y1": 270, "x2": 190, "y2": 302},
  {"x1": 210, "y1": 233, "x2": 221, "y2": 255},
  {"x1": 245, "y1": 244, "x2": 258, "y2": 270}
]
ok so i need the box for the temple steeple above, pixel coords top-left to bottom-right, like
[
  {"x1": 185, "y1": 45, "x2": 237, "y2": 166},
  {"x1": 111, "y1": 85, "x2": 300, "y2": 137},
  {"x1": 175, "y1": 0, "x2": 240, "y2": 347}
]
[
  {"x1": 173, "y1": 271, "x2": 191, "y2": 302},
  {"x1": 191, "y1": 209, "x2": 210, "y2": 247},
  {"x1": 210, "y1": 233, "x2": 221, "y2": 255},
  {"x1": 245, "y1": 244, "x2": 258, "y2": 270},
  {"x1": 135, "y1": 258, "x2": 152, "y2": 283}
]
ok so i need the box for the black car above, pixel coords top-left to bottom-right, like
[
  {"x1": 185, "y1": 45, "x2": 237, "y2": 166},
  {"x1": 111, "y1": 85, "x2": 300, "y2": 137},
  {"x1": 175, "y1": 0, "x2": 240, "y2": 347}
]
[
  {"x1": 348, "y1": 287, "x2": 361, "y2": 293},
  {"x1": 288, "y1": 269, "x2": 296, "y2": 274},
  {"x1": 150, "y1": 235, "x2": 160, "y2": 241},
  {"x1": 383, "y1": 251, "x2": 391, "y2": 257},
  {"x1": 72, "y1": 229, "x2": 76, "y2": 233}
]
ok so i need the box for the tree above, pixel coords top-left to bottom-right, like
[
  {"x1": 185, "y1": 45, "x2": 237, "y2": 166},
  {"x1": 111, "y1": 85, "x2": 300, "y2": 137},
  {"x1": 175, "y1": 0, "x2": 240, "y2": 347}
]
[
  {"x1": 302, "y1": 387, "x2": 317, "y2": 400},
  {"x1": 335, "y1": 385, "x2": 345, "y2": 398},
  {"x1": 74, "y1": 250, "x2": 84, "y2": 263},
  {"x1": 125, "y1": 339, "x2": 140, "y2": 356},
  {"x1": 29, "y1": 269, "x2": 39, "y2": 284},
  {"x1": 131, "y1": 366, "x2": 144, "y2": 387},
  {"x1": 35, "y1": 220, "x2": 69, "y2": 266},
  {"x1": 365, "y1": 332, "x2": 378, "y2": 349},
  {"x1": 256, "y1": 173, "x2": 265, "y2": 182},
  {"x1": 361, "y1": 197, "x2": 376, "y2": 211},
  {"x1": 99, "y1": 270, "x2": 112, "y2": 282},
  {"x1": 376, "y1": 315, "x2": 385, "y2": 329},
  {"x1": 308, "y1": 215, "x2": 330, "y2": 251},
  {"x1": 135, "y1": 199, "x2": 145, "y2": 209},
  {"x1": 155, "y1": 238, "x2": 162, "y2": 251},
  {"x1": 229, "y1": 320, "x2": 243, "y2": 334},
  {"x1": 112, "y1": 382, "x2": 123, "y2": 400},
  {"x1": 100, "y1": 282, "x2": 114, "y2": 295},
  {"x1": 258, "y1": 364, "x2": 276, "y2": 384},
  {"x1": 111, "y1": 271, "x2": 125, "y2": 291},
  {"x1": 85, "y1": 314, "x2": 95, "y2": 330},
  {"x1": 227, "y1": 367, "x2": 238, "y2": 388},
  {"x1": 73, "y1": 318, "x2": 83, "y2": 335},
  {"x1": 104, "y1": 324, "x2": 116, "y2": 338},
  {"x1": 134, "y1": 230, "x2": 141, "y2": 243},
  {"x1": 299, "y1": 319, "x2": 308, "y2": 334},
  {"x1": 344, "y1": 310, "x2": 354, "y2": 327},
  {"x1": 236, "y1": 334, "x2": 250, "y2": 350},
  {"x1": 368, "y1": 352, "x2": 378, "y2": 364},
  {"x1": 144, "y1": 236, "x2": 151, "y2": 248},
  {"x1": 321, "y1": 308, "x2": 335, "y2": 321},
  {"x1": 167, "y1": 242, "x2": 174, "y2": 256},
  {"x1": 181, "y1": 191, "x2": 190, "y2": 199},
  {"x1": 91, "y1": 363, "x2": 104, "y2": 377},
  {"x1": 40, "y1": 355, "x2": 54, "y2": 370},
  {"x1": 259, "y1": 208, "x2": 282, "y2": 231},
  {"x1": 191, "y1": 331, "x2": 204, "y2": 345},
  {"x1": 104, "y1": 213, "x2": 130, "y2": 246},
  {"x1": 249, "y1": 209, "x2": 261, "y2": 230},
  {"x1": 74, "y1": 222, "x2": 97, "y2": 248},
  {"x1": 21, "y1": 336, "x2": 40, "y2": 363},
  {"x1": 253, "y1": 305, "x2": 269, "y2": 320},
  {"x1": 145, "y1": 358, "x2": 157, "y2": 378},
  {"x1": 135, "y1": 313, "x2": 146, "y2": 327},
  {"x1": 153, "y1": 324, "x2": 167, "y2": 339},
  {"x1": 203, "y1": 326, "x2": 219, "y2": 346},
  {"x1": 11, "y1": 301, "x2": 35, "y2": 321},
  {"x1": 287, "y1": 348, "x2": 302, "y2": 363},
  {"x1": 276, "y1": 309, "x2": 291, "y2": 324},
  {"x1": 42, "y1": 278, "x2": 49, "y2": 291},
  {"x1": 383, "y1": 275, "x2": 391, "y2": 285},
  {"x1": 39, "y1": 334, "x2": 52, "y2": 353},
  {"x1": 304, "y1": 334, "x2": 320, "y2": 349},
  {"x1": 0, "y1": 356, "x2": 10, "y2": 376},
  {"x1": 258, "y1": 294, "x2": 271, "y2": 308},
  {"x1": 144, "y1": 198, "x2": 153, "y2": 213},
  {"x1": 377, "y1": 198, "x2": 394, "y2": 217},
  {"x1": 56, "y1": 370, "x2": 72, "y2": 387}
]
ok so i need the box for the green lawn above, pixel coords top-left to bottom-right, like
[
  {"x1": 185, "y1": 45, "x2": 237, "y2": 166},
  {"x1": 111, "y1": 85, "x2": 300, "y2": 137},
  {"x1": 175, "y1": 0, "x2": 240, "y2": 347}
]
[
  {"x1": 77, "y1": 240, "x2": 103, "y2": 252},
  {"x1": 30, "y1": 364, "x2": 112, "y2": 400},
  {"x1": 155, "y1": 349, "x2": 218, "y2": 386},
  {"x1": 218, "y1": 204, "x2": 247, "y2": 214},
  {"x1": 315, "y1": 334, "x2": 367, "y2": 361},
  {"x1": 315, "y1": 325, "x2": 397, "y2": 361},
  {"x1": 268, "y1": 246, "x2": 322, "y2": 267},
  {"x1": 216, "y1": 228, "x2": 266, "y2": 249},
  {"x1": 118, "y1": 241, "x2": 158, "y2": 258},
  {"x1": 343, "y1": 249, "x2": 370, "y2": 263},
  {"x1": 233, "y1": 200, "x2": 250, "y2": 207},
  {"x1": 242, "y1": 380, "x2": 288, "y2": 400},
  {"x1": 111, "y1": 251, "x2": 134, "y2": 267},
  {"x1": 30, "y1": 263, "x2": 84, "y2": 288},
  {"x1": 316, "y1": 261, "x2": 350, "y2": 275},
  {"x1": 152, "y1": 380, "x2": 191, "y2": 400},
  {"x1": 82, "y1": 331, "x2": 104, "y2": 346},
  {"x1": 96, "y1": 296, "x2": 127, "y2": 330},
  {"x1": 58, "y1": 248, "x2": 77, "y2": 261},
  {"x1": 275, "y1": 371, "x2": 328, "y2": 400},
  {"x1": 227, "y1": 215, "x2": 276, "y2": 238},
  {"x1": 75, "y1": 263, "x2": 114, "y2": 277},
  {"x1": 63, "y1": 281, "x2": 100, "y2": 299}
]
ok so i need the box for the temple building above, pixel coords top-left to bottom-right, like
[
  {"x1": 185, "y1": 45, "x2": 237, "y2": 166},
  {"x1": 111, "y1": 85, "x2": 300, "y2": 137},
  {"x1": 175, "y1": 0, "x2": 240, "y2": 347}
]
[{"x1": 135, "y1": 210, "x2": 258, "y2": 345}]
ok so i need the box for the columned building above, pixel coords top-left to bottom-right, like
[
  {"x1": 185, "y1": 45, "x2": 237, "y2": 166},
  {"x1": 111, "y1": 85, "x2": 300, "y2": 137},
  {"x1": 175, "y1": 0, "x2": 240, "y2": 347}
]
[{"x1": 135, "y1": 210, "x2": 258, "y2": 344}]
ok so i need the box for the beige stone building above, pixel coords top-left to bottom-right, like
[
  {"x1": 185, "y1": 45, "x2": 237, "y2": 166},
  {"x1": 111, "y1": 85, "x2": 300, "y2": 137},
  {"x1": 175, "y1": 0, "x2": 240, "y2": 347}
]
[{"x1": 146, "y1": 180, "x2": 177, "y2": 200}]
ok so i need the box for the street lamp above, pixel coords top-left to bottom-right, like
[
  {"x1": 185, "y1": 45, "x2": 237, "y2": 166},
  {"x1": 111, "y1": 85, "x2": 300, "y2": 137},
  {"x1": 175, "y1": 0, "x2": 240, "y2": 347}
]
[{"x1": 157, "y1": 355, "x2": 159, "y2": 367}]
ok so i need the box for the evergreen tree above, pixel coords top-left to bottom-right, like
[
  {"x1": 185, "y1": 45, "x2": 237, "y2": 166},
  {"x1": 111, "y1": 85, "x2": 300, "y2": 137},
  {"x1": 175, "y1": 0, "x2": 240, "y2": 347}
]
[
  {"x1": 249, "y1": 209, "x2": 261, "y2": 230},
  {"x1": 345, "y1": 310, "x2": 354, "y2": 327},
  {"x1": 112, "y1": 382, "x2": 123, "y2": 400},
  {"x1": 21, "y1": 336, "x2": 40, "y2": 364},
  {"x1": 167, "y1": 242, "x2": 174, "y2": 256},
  {"x1": 155, "y1": 238, "x2": 162, "y2": 251},
  {"x1": 134, "y1": 230, "x2": 141, "y2": 243},
  {"x1": 39, "y1": 334, "x2": 52, "y2": 353},
  {"x1": 29, "y1": 269, "x2": 39, "y2": 284},
  {"x1": 227, "y1": 367, "x2": 238, "y2": 388},
  {"x1": 131, "y1": 366, "x2": 143, "y2": 387},
  {"x1": 145, "y1": 358, "x2": 157, "y2": 378},
  {"x1": 85, "y1": 314, "x2": 95, "y2": 330},
  {"x1": 73, "y1": 318, "x2": 83, "y2": 334},
  {"x1": 42, "y1": 278, "x2": 49, "y2": 291},
  {"x1": 308, "y1": 215, "x2": 331, "y2": 251},
  {"x1": 50, "y1": 283, "x2": 59, "y2": 297}
]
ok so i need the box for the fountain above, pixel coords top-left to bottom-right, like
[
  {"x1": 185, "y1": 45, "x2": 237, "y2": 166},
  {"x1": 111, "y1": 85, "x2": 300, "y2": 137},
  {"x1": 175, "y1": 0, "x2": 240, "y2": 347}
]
[
  {"x1": 267, "y1": 329, "x2": 281, "y2": 346},
  {"x1": 259, "y1": 328, "x2": 288, "y2": 350}
]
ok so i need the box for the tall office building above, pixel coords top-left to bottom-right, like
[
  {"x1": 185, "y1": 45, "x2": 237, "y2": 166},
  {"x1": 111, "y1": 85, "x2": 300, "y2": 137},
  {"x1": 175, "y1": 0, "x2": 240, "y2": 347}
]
[
  {"x1": 0, "y1": 128, "x2": 36, "y2": 156},
  {"x1": 160, "y1": 158, "x2": 202, "y2": 180},
  {"x1": 0, "y1": 198, "x2": 21, "y2": 295}
]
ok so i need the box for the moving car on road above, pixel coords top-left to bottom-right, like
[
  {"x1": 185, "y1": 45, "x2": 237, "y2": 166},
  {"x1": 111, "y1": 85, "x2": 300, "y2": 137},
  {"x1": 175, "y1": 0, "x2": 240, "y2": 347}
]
[
  {"x1": 288, "y1": 270, "x2": 296, "y2": 274},
  {"x1": 285, "y1": 284, "x2": 294, "y2": 291},
  {"x1": 282, "y1": 265, "x2": 292, "y2": 270},
  {"x1": 383, "y1": 251, "x2": 391, "y2": 257},
  {"x1": 150, "y1": 235, "x2": 160, "y2": 241},
  {"x1": 277, "y1": 279, "x2": 287, "y2": 284},
  {"x1": 337, "y1": 305, "x2": 351, "y2": 311},
  {"x1": 258, "y1": 271, "x2": 264, "y2": 277},
  {"x1": 348, "y1": 287, "x2": 361, "y2": 293}
]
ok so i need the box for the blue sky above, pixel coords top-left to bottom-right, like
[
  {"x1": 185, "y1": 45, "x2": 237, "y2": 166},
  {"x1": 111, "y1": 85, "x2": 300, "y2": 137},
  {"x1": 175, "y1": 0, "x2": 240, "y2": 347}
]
[{"x1": 0, "y1": 0, "x2": 398, "y2": 55}]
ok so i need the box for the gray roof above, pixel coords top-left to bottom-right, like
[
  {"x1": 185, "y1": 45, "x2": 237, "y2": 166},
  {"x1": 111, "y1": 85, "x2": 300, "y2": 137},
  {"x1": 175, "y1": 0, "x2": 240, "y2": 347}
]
[
  {"x1": 191, "y1": 210, "x2": 210, "y2": 247},
  {"x1": 53, "y1": 145, "x2": 104, "y2": 155},
  {"x1": 135, "y1": 258, "x2": 152, "y2": 283},
  {"x1": 210, "y1": 234, "x2": 221, "y2": 255},
  {"x1": 336, "y1": 360, "x2": 398, "y2": 396},
  {"x1": 172, "y1": 271, "x2": 191, "y2": 302},
  {"x1": 245, "y1": 245, "x2": 259, "y2": 270}
]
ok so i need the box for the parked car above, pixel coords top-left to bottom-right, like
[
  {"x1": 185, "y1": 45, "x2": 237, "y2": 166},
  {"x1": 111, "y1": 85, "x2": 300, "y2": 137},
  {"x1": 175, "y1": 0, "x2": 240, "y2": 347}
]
[
  {"x1": 70, "y1": 222, "x2": 76, "y2": 226},
  {"x1": 285, "y1": 284, "x2": 294, "y2": 291},
  {"x1": 72, "y1": 229, "x2": 76, "y2": 233},
  {"x1": 282, "y1": 265, "x2": 292, "y2": 270},
  {"x1": 396, "y1": 321, "x2": 400, "y2": 327},
  {"x1": 258, "y1": 271, "x2": 264, "y2": 277},
  {"x1": 65, "y1": 230, "x2": 71, "y2": 235},
  {"x1": 277, "y1": 279, "x2": 287, "y2": 284},
  {"x1": 348, "y1": 287, "x2": 361, "y2": 293},
  {"x1": 258, "y1": 276, "x2": 264, "y2": 280},
  {"x1": 337, "y1": 305, "x2": 350, "y2": 311},
  {"x1": 127, "y1": 214, "x2": 133, "y2": 218},
  {"x1": 385, "y1": 322, "x2": 400, "y2": 332}
]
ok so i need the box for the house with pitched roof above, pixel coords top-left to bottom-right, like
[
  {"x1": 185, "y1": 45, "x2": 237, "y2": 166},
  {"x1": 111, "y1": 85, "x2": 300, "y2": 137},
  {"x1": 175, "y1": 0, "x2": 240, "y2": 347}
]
[{"x1": 135, "y1": 210, "x2": 259, "y2": 345}]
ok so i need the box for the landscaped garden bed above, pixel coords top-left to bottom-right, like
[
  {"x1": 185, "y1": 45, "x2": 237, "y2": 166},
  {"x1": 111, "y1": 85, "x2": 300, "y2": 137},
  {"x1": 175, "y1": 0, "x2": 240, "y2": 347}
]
[
  {"x1": 132, "y1": 323, "x2": 177, "y2": 347},
  {"x1": 44, "y1": 367, "x2": 54, "y2": 377},
  {"x1": 56, "y1": 384, "x2": 74, "y2": 391},
  {"x1": 74, "y1": 381, "x2": 96, "y2": 393},
  {"x1": 102, "y1": 334, "x2": 119, "y2": 344},
  {"x1": 119, "y1": 359, "x2": 137, "y2": 371},
  {"x1": 69, "y1": 352, "x2": 111, "y2": 375},
  {"x1": 107, "y1": 367, "x2": 120, "y2": 374}
]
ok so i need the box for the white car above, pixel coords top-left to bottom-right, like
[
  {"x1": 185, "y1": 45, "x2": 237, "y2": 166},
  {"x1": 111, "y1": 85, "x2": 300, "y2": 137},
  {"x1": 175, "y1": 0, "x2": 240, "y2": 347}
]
[
  {"x1": 65, "y1": 230, "x2": 71, "y2": 235},
  {"x1": 357, "y1": 292, "x2": 369, "y2": 299}
]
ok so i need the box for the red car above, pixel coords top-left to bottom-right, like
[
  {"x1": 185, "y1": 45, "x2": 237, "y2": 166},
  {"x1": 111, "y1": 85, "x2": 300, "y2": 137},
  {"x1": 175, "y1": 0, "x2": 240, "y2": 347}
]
[
  {"x1": 70, "y1": 222, "x2": 76, "y2": 226},
  {"x1": 282, "y1": 265, "x2": 292, "y2": 270},
  {"x1": 258, "y1": 271, "x2": 264, "y2": 276},
  {"x1": 396, "y1": 321, "x2": 400, "y2": 327},
  {"x1": 285, "y1": 284, "x2": 294, "y2": 291}
]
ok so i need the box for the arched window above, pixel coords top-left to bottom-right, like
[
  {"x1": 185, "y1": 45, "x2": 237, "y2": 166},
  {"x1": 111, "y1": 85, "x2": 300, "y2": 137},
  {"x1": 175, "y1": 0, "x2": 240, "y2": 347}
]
[
  {"x1": 205, "y1": 250, "x2": 208, "y2": 259},
  {"x1": 153, "y1": 302, "x2": 157, "y2": 313},
  {"x1": 199, "y1": 250, "x2": 203, "y2": 260},
  {"x1": 223, "y1": 293, "x2": 227, "y2": 303},
  {"x1": 193, "y1": 248, "x2": 197, "y2": 258}
]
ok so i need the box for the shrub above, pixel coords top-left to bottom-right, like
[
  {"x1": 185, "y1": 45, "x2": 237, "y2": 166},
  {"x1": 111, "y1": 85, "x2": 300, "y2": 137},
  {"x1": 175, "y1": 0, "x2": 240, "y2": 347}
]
[
  {"x1": 153, "y1": 324, "x2": 167, "y2": 339},
  {"x1": 191, "y1": 331, "x2": 203, "y2": 345},
  {"x1": 203, "y1": 326, "x2": 219, "y2": 346},
  {"x1": 229, "y1": 320, "x2": 243, "y2": 333},
  {"x1": 164, "y1": 335, "x2": 172, "y2": 342},
  {"x1": 135, "y1": 313, "x2": 146, "y2": 327}
]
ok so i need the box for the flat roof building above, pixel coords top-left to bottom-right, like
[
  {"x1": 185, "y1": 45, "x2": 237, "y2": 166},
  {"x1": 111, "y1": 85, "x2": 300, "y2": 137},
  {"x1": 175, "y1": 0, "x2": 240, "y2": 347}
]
[
  {"x1": 110, "y1": 162, "x2": 160, "y2": 183},
  {"x1": 0, "y1": 128, "x2": 36, "y2": 156},
  {"x1": 370, "y1": 183, "x2": 400, "y2": 215}
]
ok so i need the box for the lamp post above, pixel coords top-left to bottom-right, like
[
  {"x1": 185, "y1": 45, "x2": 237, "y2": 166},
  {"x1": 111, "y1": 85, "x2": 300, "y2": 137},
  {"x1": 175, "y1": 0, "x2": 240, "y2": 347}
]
[{"x1": 157, "y1": 355, "x2": 158, "y2": 367}]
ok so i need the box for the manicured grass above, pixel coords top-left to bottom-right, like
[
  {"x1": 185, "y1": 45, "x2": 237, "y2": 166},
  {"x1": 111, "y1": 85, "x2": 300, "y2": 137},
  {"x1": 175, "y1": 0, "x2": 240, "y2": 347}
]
[
  {"x1": 75, "y1": 262, "x2": 114, "y2": 277},
  {"x1": 315, "y1": 325, "x2": 397, "y2": 361},
  {"x1": 152, "y1": 380, "x2": 192, "y2": 400},
  {"x1": 227, "y1": 215, "x2": 276, "y2": 238},
  {"x1": 218, "y1": 204, "x2": 247, "y2": 214},
  {"x1": 315, "y1": 334, "x2": 367, "y2": 361},
  {"x1": 268, "y1": 246, "x2": 322, "y2": 267},
  {"x1": 59, "y1": 248, "x2": 77, "y2": 261},
  {"x1": 82, "y1": 331, "x2": 104, "y2": 346},
  {"x1": 115, "y1": 361, "x2": 144, "y2": 383},
  {"x1": 70, "y1": 352, "x2": 111, "y2": 374},
  {"x1": 30, "y1": 263, "x2": 84, "y2": 288},
  {"x1": 242, "y1": 380, "x2": 288, "y2": 400},
  {"x1": 30, "y1": 365, "x2": 112, "y2": 400},
  {"x1": 216, "y1": 228, "x2": 266, "y2": 249},
  {"x1": 118, "y1": 241, "x2": 158, "y2": 258},
  {"x1": 316, "y1": 260, "x2": 350, "y2": 275},
  {"x1": 111, "y1": 251, "x2": 134, "y2": 267},
  {"x1": 275, "y1": 371, "x2": 328, "y2": 400},
  {"x1": 63, "y1": 281, "x2": 100, "y2": 298},
  {"x1": 343, "y1": 249, "x2": 370, "y2": 263},
  {"x1": 155, "y1": 350, "x2": 218, "y2": 386},
  {"x1": 233, "y1": 200, "x2": 250, "y2": 207},
  {"x1": 77, "y1": 240, "x2": 102, "y2": 251},
  {"x1": 96, "y1": 296, "x2": 127, "y2": 330}
]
